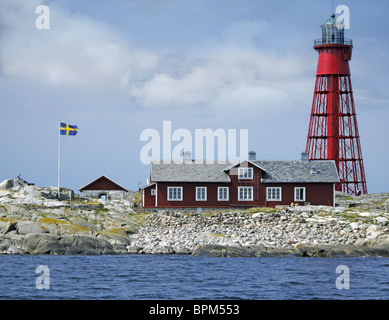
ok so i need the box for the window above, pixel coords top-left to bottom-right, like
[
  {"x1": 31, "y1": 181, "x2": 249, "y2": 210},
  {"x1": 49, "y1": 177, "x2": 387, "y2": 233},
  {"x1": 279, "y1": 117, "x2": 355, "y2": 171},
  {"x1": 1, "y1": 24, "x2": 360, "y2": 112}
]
[
  {"x1": 266, "y1": 187, "x2": 282, "y2": 201},
  {"x1": 294, "y1": 187, "x2": 306, "y2": 202},
  {"x1": 238, "y1": 187, "x2": 253, "y2": 201},
  {"x1": 151, "y1": 189, "x2": 156, "y2": 196},
  {"x1": 167, "y1": 187, "x2": 183, "y2": 201},
  {"x1": 196, "y1": 187, "x2": 207, "y2": 201},
  {"x1": 218, "y1": 187, "x2": 229, "y2": 201},
  {"x1": 238, "y1": 167, "x2": 253, "y2": 179}
]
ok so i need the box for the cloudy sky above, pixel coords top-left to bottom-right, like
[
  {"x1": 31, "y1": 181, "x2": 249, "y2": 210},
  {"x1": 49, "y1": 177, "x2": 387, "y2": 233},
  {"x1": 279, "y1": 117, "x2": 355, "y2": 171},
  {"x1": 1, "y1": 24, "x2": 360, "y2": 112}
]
[{"x1": 1, "y1": 0, "x2": 388, "y2": 194}]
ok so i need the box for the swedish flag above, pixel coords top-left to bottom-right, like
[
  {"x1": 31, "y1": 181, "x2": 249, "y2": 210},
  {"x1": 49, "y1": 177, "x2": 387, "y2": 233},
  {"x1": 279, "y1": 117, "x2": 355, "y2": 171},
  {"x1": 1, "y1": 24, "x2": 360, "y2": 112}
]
[{"x1": 60, "y1": 122, "x2": 78, "y2": 136}]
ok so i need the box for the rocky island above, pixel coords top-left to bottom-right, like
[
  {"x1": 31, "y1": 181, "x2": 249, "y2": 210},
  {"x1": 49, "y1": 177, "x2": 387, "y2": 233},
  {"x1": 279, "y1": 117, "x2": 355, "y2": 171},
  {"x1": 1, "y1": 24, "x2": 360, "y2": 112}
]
[{"x1": 1, "y1": 178, "x2": 389, "y2": 257}]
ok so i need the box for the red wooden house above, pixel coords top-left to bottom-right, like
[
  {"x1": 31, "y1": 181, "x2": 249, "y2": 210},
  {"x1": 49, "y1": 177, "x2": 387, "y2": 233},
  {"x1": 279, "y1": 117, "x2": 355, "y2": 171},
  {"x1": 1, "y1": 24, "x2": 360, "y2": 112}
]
[{"x1": 141, "y1": 153, "x2": 339, "y2": 208}]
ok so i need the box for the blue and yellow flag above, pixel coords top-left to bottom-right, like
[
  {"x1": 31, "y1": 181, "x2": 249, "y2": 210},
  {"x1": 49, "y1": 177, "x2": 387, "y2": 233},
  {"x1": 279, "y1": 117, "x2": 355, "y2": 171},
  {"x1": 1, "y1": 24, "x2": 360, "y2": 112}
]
[{"x1": 60, "y1": 122, "x2": 78, "y2": 136}]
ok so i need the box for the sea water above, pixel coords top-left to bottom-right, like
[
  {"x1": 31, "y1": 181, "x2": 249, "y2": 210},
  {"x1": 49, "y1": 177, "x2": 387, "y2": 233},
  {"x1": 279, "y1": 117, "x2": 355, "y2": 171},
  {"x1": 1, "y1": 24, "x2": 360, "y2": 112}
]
[{"x1": 0, "y1": 255, "x2": 388, "y2": 300}]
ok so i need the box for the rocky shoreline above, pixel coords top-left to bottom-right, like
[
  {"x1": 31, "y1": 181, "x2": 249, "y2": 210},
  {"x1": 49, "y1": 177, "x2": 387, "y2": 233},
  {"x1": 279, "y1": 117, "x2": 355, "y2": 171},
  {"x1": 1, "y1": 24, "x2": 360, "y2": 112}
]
[{"x1": 1, "y1": 178, "x2": 389, "y2": 257}]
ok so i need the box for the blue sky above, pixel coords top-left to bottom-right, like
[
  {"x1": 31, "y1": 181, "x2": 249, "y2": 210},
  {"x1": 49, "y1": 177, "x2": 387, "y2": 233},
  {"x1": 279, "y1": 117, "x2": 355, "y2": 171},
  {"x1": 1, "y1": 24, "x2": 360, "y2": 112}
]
[{"x1": 0, "y1": 0, "x2": 388, "y2": 194}]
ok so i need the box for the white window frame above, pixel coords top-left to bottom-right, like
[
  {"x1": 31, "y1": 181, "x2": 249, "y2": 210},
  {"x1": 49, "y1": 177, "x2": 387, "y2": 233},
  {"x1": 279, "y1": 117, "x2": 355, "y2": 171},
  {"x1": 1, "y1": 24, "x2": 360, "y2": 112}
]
[
  {"x1": 294, "y1": 187, "x2": 306, "y2": 202},
  {"x1": 167, "y1": 186, "x2": 183, "y2": 201},
  {"x1": 238, "y1": 167, "x2": 253, "y2": 179},
  {"x1": 266, "y1": 187, "x2": 282, "y2": 201},
  {"x1": 151, "y1": 189, "x2": 156, "y2": 196},
  {"x1": 238, "y1": 186, "x2": 253, "y2": 201},
  {"x1": 196, "y1": 187, "x2": 207, "y2": 201},
  {"x1": 217, "y1": 187, "x2": 229, "y2": 201}
]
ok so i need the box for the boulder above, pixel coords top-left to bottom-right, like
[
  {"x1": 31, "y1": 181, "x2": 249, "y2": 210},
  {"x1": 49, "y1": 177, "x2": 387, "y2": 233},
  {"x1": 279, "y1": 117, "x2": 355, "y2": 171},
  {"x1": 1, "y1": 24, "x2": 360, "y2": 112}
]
[
  {"x1": 59, "y1": 235, "x2": 113, "y2": 255},
  {"x1": 265, "y1": 247, "x2": 299, "y2": 256},
  {"x1": 372, "y1": 244, "x2": 389, "y2": 257},
  {"x1": 109, "y1": 244, "x2": 128, "y2": 255},
  {"x1": 152, "y1": 245, "x2": 174, "y2": 254},
  {"x1": 375, "y1": 217, "x2": 388, "y2": 226},
  {"x1": 0, "y1": 221, "x2": 17, "y2": 235},
  {"x1": 126, "y1": 245, "x2": 143, "y2": 254},
  {"x1": 296, "y1": 244, "x2": 386, "y2": 257},
  {"x1": 0, "y1": 180, "x2": 14, "y2": 190},
  {"x1": 225, "y1": 246, "x2": 251, "y2": 257},
  {"x1": 0, "y1": 239, "x2": 11, "y2": 253},
  {"x1": 249, "y1": 246, "x2": 298, "y2": 257},
  {"x1": 20, "y1": 185, "x2": 41, "y2": 198},
  {"x1": 0, "y1": 196, "x2": 13, "y2": 204},
  {"x1": 173, "y1": 247, "x2": 192, "y2": 255},
  {"x1": 17, "y1": 221, "x2": 47, "y2": 235},
  {"x1": 20, "y1": 233, "x2": 64, "y2": 255},
  {"x1": 192, "y1": 244, "x2": 227, "y2": 257},
  {"x1": 197, "y1": 231, "x2": 226, "y2": 244},
  {"x1": 13, "y1": 195, "x2": 44, "y2": 206},
  {"x1": 250, "y1": 245, "x2": 271, "y2": 257},
  {"x1": 0, "y1": 178, "x2": 33, "y2": 190},
  {"x1": 350, "y1": 222, "x2": 360, "y2": 230},
  {"x1": 39, "y1": 187, "x2": 75, "y2": 201},
  {"x1": 0, "y1": 221, "x2": 8, "y2": 234},
  {"x1": 6, "y1": 244, "x2": 26, "y2": 254},
  {"x1": 40, "y1": 190, "x2": 57, "y2": 200}
]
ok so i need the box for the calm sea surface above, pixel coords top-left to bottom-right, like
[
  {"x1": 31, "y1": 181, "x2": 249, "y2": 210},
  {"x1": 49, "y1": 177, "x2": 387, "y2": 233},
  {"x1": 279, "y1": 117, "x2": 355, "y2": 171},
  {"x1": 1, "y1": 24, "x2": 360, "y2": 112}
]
[{"x1": 0, "y1": 255, "x2": 388, "y2": 300}]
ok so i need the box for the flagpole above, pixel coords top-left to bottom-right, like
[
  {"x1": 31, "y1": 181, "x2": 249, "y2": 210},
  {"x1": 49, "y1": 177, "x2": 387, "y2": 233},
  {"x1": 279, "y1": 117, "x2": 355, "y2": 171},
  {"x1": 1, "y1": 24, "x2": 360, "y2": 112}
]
[{"x1": 58, "y1": 120, "x2": 61, "y2": 198}]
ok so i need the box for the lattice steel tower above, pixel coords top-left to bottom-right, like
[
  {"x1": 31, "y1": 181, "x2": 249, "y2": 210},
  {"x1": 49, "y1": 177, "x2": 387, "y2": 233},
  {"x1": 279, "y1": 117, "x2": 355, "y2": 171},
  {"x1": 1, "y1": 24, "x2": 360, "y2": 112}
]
[{"x1": 306, "y1": 14, "x2": 367, "y2": 195}]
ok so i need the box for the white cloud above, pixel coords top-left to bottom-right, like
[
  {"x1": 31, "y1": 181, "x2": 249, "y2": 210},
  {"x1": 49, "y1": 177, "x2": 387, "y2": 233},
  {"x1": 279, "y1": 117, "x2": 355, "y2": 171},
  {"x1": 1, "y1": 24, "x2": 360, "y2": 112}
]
[
  {"x1": 0, "y1": 1, "x2": 312, "y2": 115},
  {"x1": 130, "y1": 33, "x2": 312, "y2": 113},
  {"x1": 0, "y1": 0, "x2": 158, "y2": 90}
]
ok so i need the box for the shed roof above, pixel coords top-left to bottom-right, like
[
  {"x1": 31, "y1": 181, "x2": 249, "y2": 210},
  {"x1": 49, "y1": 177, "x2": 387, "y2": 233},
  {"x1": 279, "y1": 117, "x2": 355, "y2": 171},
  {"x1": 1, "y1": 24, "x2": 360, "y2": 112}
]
[{"x1": 79, "y1": 175, "x2": 127, "y2": 192}]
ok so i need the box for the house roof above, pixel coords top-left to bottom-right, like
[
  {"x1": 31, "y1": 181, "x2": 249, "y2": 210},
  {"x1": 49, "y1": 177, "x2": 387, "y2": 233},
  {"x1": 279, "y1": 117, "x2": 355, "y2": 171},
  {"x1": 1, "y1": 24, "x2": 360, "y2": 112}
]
[
  {"x1": 222, "y1": 159, "x2": 267, "y2": 172},
  {"x1": 151, "y1": 162, "x2": 232, "y2": 183},
  {"x1": 79, "y1": 175, "x2": 127, "y2": 192},
  {"x1": 139, "y1": 182, "x2": 155, "y2": 190},
  {"x1": 255, "y1": 160, "x2": 340, "y2": 183},
  {"x1": 150, "y1": 160, "x2": 339, "y2": 184}
]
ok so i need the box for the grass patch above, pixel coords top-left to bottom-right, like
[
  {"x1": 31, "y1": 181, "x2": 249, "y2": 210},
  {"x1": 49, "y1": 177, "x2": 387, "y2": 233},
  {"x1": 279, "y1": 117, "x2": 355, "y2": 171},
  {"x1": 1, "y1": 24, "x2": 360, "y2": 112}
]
[
  {"x1": 375, "y1": 198, "x2": 389, "y2": 206},
  {"x1": 214, "y1": 233, "x2": 225, "y2": 237},
  {"x1": 337, "y1": 210, "x2": 375, "y2": 224},
  {"x1": 245, "y1": 207, "x2": 280, "y2": 214},
  {"x1": 38, "y1": 216, "x2": 91, "y2": 234},
  {"x1": 341, "y1": 196, "x2": 356, "y2": 201},
  {"x1": 193, "y1": 207, "x2": 280, "y2": 217},
  {"x1": 132, "y1": 211, "x2": 153, "y2": 226},
  {"x1": 0, "y1": 216, "x2": 15, "y2": 222},
  {"x1": 102, "y1": 227, "x2": 128, "y2": 237}
]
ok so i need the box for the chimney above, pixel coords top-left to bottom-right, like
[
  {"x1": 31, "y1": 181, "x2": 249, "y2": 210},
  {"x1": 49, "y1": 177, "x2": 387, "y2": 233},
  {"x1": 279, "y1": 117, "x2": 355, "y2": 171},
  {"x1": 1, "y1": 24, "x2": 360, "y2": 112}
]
[
  {"x1": 183, "y1": 151, "x2": 192, "y2": 164},
  {"x1": 248, "y1": 151, "x2": 256, "y2": 161},
  {"x1": 301, "y1": 152, "x2": 309, "y2": 162},
  {"x1": 310, "y1": 166, "x2": 319, "y2": 175}
]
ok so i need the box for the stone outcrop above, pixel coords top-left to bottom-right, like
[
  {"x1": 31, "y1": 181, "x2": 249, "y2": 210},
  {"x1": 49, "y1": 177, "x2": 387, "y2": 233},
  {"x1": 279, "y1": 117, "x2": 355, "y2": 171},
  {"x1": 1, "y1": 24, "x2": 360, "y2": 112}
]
[
  {"x1": 1, "y1": 178, "x2": 389, "y2": 257},
  {"x1": 0, "y1": 178, "x2": 140, "y2": 255},
  {"x1": 191, "y1": 243, "x2": 389, "y2": 257}
]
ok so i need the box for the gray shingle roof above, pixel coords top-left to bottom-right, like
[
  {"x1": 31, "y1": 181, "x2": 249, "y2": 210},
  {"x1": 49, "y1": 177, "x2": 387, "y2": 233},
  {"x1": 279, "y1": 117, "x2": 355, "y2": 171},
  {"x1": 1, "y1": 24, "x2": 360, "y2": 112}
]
[
  {"x1": 151, "y1": 160, "x2": 339, "y2": 184},
  {"x1": 254, "y1": 160, "x2": 339, "y2": 183},
  {"x1": 151, "y1": 162, "x2": 231, "y2": 183}
]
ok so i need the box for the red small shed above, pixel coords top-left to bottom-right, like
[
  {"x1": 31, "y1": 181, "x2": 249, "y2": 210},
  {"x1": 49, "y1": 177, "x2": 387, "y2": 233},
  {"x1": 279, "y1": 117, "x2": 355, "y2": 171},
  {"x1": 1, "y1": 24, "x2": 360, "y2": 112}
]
[{"x1": 79, "y1": 175, "x2": 128, "y2": 200}]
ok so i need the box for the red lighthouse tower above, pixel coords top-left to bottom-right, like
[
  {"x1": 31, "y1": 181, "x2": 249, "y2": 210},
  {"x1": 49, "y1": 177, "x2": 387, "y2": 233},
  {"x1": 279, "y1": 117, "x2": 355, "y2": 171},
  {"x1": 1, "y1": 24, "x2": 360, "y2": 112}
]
[{"x1": 306, "y1": 14, "x2": 367, "y2": 195}]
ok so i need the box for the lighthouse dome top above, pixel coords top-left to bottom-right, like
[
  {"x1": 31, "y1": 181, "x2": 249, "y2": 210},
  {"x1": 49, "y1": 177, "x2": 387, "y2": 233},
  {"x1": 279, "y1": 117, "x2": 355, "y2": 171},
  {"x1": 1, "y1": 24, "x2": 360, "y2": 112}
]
[
  {"x1": 314, "y1": 13, "x2": 352, "y2": 46},
  {"x1": 322, "y1": 14, "x2": 340, "y2": 26},
  {"x1": 321, "y1": 13, "x2": 346, "y2": 30}
]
